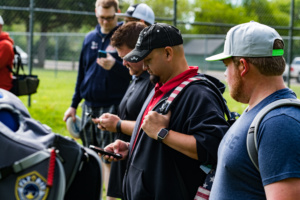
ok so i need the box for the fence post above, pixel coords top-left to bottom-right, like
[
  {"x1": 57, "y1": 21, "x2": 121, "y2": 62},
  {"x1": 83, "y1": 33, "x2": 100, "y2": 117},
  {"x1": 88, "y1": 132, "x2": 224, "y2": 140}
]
[
  {"x1": 28, "y1": 0, "x2": 35, "y2": 107},
  {"x1": 55, "y1": 35, "x2": 59, "y2": 77},
  {"x1": 173, "y1": 0, "x2": 177, "y2": 27},
  {"x1": 287, "y1": 0, "x2": 295, "y2": 88}
]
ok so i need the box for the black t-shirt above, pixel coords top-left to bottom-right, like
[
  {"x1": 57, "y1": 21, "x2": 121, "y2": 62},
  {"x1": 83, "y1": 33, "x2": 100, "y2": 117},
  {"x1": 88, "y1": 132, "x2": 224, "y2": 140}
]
[
  {"x1": 107, "y1": 71, "x2": 154, "y2": 198},
  {"x1": 116, "y1": 71, "x2": 154, "y2": 141}
]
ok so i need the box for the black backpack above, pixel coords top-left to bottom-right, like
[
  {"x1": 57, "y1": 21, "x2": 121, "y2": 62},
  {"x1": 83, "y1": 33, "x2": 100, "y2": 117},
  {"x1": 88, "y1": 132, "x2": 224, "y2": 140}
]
[
  {"x1": 0, "y1": 89, "x2": 102, "y2": 200},
  {"x1": 8, "y1": 46, "x2": 40, "y2": 96}
]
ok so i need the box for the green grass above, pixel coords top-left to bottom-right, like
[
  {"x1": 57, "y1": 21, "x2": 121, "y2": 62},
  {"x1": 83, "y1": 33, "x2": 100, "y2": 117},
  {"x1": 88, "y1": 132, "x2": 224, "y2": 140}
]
[{"x1": 19, "y1": 68, "x2": 82, "y2": 139}]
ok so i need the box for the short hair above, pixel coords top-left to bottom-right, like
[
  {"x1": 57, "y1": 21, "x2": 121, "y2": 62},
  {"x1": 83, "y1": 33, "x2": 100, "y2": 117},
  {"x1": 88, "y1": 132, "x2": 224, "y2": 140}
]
[
  {"x1": 232, "y1": 39, "x2": 286, "y2": 76},
  {"x1": 95, "y1": 0, "x2": 119, "y2": 12},
  {"x1": 111, "y1": 21, "x2": 147, "y2": 49}
]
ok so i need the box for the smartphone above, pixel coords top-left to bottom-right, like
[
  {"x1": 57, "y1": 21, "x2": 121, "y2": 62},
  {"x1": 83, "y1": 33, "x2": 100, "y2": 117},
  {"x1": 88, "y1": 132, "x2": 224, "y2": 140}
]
[
  {"x1": 85, "y1": 112, "x2": 98, "y2": 118},
  {"x1": 98, "y1": 50, "x2": 107, "y2": 58},
  {"x1": 89, "y1": 145, "x2": 122, "y2": 159}
]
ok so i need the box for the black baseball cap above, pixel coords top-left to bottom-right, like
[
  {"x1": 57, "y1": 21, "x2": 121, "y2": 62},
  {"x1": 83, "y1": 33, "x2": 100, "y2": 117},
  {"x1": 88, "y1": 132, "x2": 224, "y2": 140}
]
[{"x1": 124, "y1": 23, "x2": 183, "y2": 63}]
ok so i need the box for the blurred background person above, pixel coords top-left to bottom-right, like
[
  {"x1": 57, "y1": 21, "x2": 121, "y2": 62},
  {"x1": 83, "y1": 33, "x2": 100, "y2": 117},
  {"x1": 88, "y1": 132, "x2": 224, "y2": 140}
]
[
  {"x1": 0, "y1": 15, "x2": 15, "y2": 91},
  {"x1": 116, "y1": 3, "x2": 155, "y2": 26}
]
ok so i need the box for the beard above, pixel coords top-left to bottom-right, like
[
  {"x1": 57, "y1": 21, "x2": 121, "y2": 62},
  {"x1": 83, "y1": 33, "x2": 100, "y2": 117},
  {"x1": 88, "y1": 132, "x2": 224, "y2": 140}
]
[
  {"x1": 150, "y1": 74, "x2": 160, "y2": 85},
  {"x1": 229, "y1": 72, "x2": 249, "y2": 103}
]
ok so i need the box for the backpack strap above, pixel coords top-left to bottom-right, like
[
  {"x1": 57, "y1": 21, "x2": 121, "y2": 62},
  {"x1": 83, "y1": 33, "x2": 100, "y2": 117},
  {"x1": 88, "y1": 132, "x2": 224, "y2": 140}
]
[
  {"x1": 6, "y1": 46, "x2": 24, "y2": 76},
  {"x1": 246, "y1": 98, "x2": 300, "y2": 171},
  {"x1": 13, "y1": 46, "x2": 24, "y2": 75},
  {"x1": 159, "y1": 77, "x2": 201, "y2": 114},
  {"x1": 159, "y1": 76, "x2": 238, "y2": 124},
  {"x1": 0, "y1": 150, "x2": 50, "y2": 180}
]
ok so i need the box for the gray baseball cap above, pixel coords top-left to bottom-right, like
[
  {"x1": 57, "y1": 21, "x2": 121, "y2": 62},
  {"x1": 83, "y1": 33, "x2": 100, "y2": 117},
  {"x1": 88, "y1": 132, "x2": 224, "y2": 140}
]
[
  {"x1": 116, "y1": 3, "x2": 155, "y2": 25},
  {"x1": 0, "y1": 16, "x2": 4, "y2": 25},
  {"x1": 205, "y1": 21, "x2": 284, "y2": 61}
]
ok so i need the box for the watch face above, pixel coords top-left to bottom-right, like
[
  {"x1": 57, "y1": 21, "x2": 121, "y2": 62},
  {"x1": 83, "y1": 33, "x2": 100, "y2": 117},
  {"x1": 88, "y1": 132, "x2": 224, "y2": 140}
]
[{"x1": 158, "y1": 128, "x2": 169, "y2": 142}]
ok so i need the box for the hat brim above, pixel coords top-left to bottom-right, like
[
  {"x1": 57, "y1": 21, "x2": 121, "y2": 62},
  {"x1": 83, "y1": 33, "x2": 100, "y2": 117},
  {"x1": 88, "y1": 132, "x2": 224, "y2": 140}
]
[
  {"x1": 66, "y1": 116, "x2": 81, "y2": 139},
  {"x1": 115, "y1": 13, "x2": 132, "y2": 18},
  {"x1": 124, "y1": 48, "x2": 151, "y2": 63},
  {"x1": 205, "y1": 53, "x2": 232, "y2": 61}
]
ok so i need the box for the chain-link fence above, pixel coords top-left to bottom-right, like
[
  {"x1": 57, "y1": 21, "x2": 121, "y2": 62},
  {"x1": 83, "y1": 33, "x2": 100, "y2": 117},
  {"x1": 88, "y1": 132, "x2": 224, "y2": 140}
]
[{"x1": 1, "y1": 0, "x2": 300, "y2": 76}]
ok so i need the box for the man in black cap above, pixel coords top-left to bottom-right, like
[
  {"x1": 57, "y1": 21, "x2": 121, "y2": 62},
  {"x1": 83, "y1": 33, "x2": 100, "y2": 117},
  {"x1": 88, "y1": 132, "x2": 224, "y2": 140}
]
[{"x1": 103, "y1": 23, "x2": 230, "y2": 199}]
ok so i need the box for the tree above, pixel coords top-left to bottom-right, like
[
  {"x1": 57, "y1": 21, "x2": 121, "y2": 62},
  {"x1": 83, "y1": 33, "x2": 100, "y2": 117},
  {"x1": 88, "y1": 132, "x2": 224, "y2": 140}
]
[
  {"x1": 241, "y1": 0, "x2": 289, "y2": 28},
  {"x1": 2, "y1": 0, "x2": 96, "y2": 67},
  {"x1": 1, "y1": 0, "x2": 297, "y2": 67}
]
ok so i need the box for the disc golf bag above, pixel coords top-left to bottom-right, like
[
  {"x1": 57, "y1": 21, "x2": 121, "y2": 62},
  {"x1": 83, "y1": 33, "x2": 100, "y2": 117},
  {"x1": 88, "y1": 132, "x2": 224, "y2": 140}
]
[{"x1": 0, "y1": 88, "x2": 102, "y2": 200}]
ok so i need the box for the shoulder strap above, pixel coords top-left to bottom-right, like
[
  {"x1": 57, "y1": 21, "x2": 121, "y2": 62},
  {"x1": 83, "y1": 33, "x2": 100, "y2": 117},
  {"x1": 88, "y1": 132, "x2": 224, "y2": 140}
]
[
  {"x1": 0, "y1": 150, "x2": 50, "y2": 180},
  {"x1": 7, "y1": 46, "x2": 24, "y2": 76},
  {"x1": 159, "y1": 76, "x2": 238, "y2": 124},
  {"x1": 246, "y1": 98, "x2": 300, "y2": 171},
  {"x1": 159, "y1": 77, "x2": 202, "y2": 114}
]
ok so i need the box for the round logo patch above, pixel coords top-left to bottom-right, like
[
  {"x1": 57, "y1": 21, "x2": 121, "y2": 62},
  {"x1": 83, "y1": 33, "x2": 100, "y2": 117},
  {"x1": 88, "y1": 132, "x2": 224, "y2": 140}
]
[{"x1": 15, "y1": 171, "x2": 49, "y2": 200}]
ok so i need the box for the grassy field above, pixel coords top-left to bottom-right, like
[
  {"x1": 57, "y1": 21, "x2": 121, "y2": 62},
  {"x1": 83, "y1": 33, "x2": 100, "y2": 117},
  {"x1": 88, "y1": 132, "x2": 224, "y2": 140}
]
[{"x1": 18, "y1": 68, "x2": 82, "y2": 138}]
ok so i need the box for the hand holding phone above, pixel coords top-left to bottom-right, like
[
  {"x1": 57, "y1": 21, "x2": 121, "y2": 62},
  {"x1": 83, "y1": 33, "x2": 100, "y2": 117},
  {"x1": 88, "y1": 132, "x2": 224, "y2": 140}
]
[
  {"x1": 98, "y1": 50, "x2": 107, "y2": 58},
  {"x1": 89, "y1": 145, "x2": 122, "y2": 159},
  {"x1": 85, "y1": 112, "x2": 98, "y2": 118}
]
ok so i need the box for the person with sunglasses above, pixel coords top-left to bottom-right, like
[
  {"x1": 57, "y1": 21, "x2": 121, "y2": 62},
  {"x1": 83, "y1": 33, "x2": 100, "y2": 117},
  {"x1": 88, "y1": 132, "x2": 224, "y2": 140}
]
[{"x1": 63, "y1": 1, "x2": 131, "y2": 200}]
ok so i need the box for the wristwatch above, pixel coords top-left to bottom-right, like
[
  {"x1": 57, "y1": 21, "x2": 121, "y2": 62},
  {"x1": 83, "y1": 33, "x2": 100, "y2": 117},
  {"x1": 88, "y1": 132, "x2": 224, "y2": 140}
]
[{"x1": 157, "y1": 128, "x2": 169, "y2": 143}]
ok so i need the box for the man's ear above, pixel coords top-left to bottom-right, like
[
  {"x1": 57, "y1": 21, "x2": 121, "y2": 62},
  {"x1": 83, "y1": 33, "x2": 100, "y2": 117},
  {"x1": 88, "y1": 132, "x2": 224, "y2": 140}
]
[
  {"x1": 165, "y1": 47, "x2": 173, "y2": 60},
  {"x1": 240, "y1": 58, "x2": 249, "y2": 77}
]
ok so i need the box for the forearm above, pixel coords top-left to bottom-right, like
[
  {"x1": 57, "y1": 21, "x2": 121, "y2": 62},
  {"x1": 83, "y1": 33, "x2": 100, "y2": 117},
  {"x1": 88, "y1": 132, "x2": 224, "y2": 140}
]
[
  {"x1": 119, "y1": 120, "x2": 136, "y2": 136},
  {"x1": 162, "y1": 130, "x2": 198, "y2": 160},
  {"x1": 142, "y1": 111, "x2": 198, "y2": 159}
]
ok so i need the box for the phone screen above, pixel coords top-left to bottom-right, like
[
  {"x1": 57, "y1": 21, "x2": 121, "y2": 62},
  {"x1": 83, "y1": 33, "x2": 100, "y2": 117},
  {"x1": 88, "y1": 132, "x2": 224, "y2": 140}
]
[
  {"x1": 89, "y1": 145, "x2": 122, "y2": 159},
  {"x1": 98, "y1": 50, "x2": 107, "y2": 58}
]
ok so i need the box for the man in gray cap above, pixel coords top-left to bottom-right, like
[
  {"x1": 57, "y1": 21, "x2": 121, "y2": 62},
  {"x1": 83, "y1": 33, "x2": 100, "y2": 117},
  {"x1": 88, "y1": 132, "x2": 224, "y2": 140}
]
[
  {"x1": 0, "y1": 15, "x2": 15, "y2": 92},
  {"x1": 206, "y1": 21, "x2": 300, "y2": 199},
  {"x1": 102, "y1": 23, "x2": 230, "y2": 199},
  {"x1": 116, "y1": 3, "x2": 155, "y2": 26}
]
